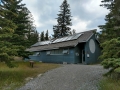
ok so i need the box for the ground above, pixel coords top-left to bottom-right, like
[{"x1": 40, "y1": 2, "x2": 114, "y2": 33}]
[{"x1": 18, "y1": 64, "x2": 108, "y2": 90}]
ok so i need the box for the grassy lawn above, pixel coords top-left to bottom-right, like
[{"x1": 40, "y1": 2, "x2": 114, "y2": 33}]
[{"x1": 0, "y1": 61, "x2": 60, "y2": 90}]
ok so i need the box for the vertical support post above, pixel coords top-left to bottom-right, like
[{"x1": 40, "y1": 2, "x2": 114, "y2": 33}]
[{"x1": 30, "y1": 61, "x2": 34, "y2": 68}]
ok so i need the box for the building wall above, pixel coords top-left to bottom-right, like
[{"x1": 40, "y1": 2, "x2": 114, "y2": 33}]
[
  {"x1": 26, "y1": 47, "x2": 76, "y2": 64},
  {"x1": 74, "y1": 43, "x2": 85, "y2": 63},
  {"x1": 84, "y1": 34, "x2": 101, "y2": 64},
  {"x1": 74, "y1": 46, "x2": 81, "y2": 63},
  {"x1": 26, "y1": 34, "x2": 101, "y2": 64}
]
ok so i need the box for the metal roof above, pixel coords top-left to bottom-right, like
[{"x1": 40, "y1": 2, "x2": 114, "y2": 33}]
[{"x1": 26, "y1": 29, "x2": 96, "y2": 52}]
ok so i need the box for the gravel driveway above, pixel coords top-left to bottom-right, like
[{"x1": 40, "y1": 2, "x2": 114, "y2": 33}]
[{"x1": 18, "y1": 64, "x2": 108, "y2": 90}]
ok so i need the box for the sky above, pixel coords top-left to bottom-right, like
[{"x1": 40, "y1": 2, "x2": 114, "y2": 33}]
[{"x1": 22, "y1": 0, "x2": 109, "y2": 35}]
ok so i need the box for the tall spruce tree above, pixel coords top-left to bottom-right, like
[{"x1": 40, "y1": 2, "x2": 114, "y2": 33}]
[
  {"x1": 99, "y1": 0, "x2": 120, "y2": 73},
  {"x1": 99, "y1": 0, "x2": 120, "y2": 42},
  {"x1": 45, "y1": 30, "x2": 49, "y2": 40},
  {"x1": 26, "y1": 12, "x2": 39, "y2": 45},
  {"x1": 0, "y1": 0, "x2": 37, "y2": 67},
  {"x1": 5, "y1": 0, "x2": 33, "y2": 58},
  {"x1": 40, "y1": 31, "x2": 44, "y2": 41},
  {"x1": 27, "y1": 30, "x2": 39, "y2": 45},
  {"x1": 0, "y1": 0, "x2": 19, "y2": 67},
  {"x1": 53, "y1": 0, "x2": 72, "y2": 38}
]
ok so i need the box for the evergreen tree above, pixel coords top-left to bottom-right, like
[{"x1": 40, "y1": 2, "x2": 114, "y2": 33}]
[
  {"x1": 45, "y1": 30, "x2": 49, "y2": 40},
  {"x1": 53, "y1": 0, "x2": 72, "y2": 38},
  {"x1": 40, "y1": 31, "x2": 44, "y2": 41},
  {"x1": 69, "y1": 29, "x2": 76, "y2": 35},
  {"x1": 0, "y1": 0, "x2": 36, "y2": 67},
  {"x1": 32, "y1": 30, "x2": 39, "y2": 43},
  {"x1": 99, "y1": 0, "x2": 120, "y2": 42},
  {"x1": 26, "y1": 11, "x2": 39, "y2": 45},
  {"x1": 99, "y1": 0, "x2": 120, "y2": 74},
  {"x1": 27, "y1": 30, "x2": 39, "y2": 45},
  {"x1": 7, "y1": 0, "x2": 36, "y2": 57},
  {"x1": 0, "y1": 0, "x2": 19, "y2": 67},
  {"x1": 8, "y1": 1, "x2": 31, "y2": 47}
]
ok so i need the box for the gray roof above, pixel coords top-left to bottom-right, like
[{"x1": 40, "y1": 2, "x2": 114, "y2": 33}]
[{"x1": 26, "y1": 29, "x2": 96, "y2": 52}]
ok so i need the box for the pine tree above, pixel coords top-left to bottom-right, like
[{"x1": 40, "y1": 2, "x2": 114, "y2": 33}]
[
  {"x1": 99, "y1": 0, "x2": 120, "y2": 42},
  {"x1": 6, "y1": 0, "x2": 36, "y2": 57},
  {"x1": 99, "y1": 0, "x2": 120, "y2": 73},
  {"x1": 0, "y1": 0, "x2": 19, "y2": 67},
  {"x1": 0, "y1": 0, "x2": 36, "y2": 67},
  {"x1": 40, "y1": 31, "x2": 44, "y2": 41},
  {"x1": 31, "y1": 30, "x2": 39, "y2": 44},
  {"x1": 53, "y1": 0, "x2": 72, "y2": 38},
  {"x1": 45, "y1": 30, "x2": 49, "y2": 40},
  {"x1": 2, "y1": 0, "x2": 37, "y2": 46},
  {"x1": 27, "y1": 12, "x2": 39, "y2": 45},
  {"x1": 8, "y1": 1, "x2": 30, "y2": 47}
]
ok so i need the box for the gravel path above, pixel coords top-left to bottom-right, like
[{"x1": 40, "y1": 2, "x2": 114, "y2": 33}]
[{"x1": 18, "y1": 64, "x2": 108, "y2": 90}]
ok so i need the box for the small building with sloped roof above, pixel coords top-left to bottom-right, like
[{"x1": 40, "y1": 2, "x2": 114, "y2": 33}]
[{"x1": 26, "y1": 29, "x2": 101, "y2": 64}]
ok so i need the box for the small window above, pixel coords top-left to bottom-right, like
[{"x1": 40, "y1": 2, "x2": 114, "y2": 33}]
[
  {"x1": 37, "y1": 52, "x2": 40, "y2": 55},
  {"x1": 63, "y1": 49, "x2": 69, "y2": 54},
  {"x1": 46, "y1": 51, "x2": 51, "y2": 55},
  {"x1": 33, "y1": 52, "x2": 40, "y2": 56},
  {"x1": 50, "y1": 49, "x2": 63, "y2": 55}
]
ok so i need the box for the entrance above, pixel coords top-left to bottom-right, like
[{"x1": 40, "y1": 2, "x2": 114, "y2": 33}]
[
  {"x1": 77, "y1": 43, "x2": 85, "y2": 64},
  {"x1": 82, "y1": 50, "x2": 85, "y2": 63}
]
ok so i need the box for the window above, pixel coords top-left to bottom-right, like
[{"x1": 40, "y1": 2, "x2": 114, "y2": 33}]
[
  {"x1": 46, "y1": 51, "x2": 51, "y2": 55},
  {"x1": 63, "y1": 49, "x2": 69, "y2": 54},
  {"x1": 50, "y1": 49, "x2": 63, "y2": 55},
  {"x1": 33, "y1": 52, "x2": 40, "y2": 56},
  {"x1": 46, "y1": 48, "x2": 69, "y2": 55}
]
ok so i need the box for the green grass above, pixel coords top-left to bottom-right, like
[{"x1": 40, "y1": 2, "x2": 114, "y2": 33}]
[
  {"x1": 0, "y1": 62, "x2": 60, "y2": 90},
  {"x1": 99, "y1": 77, "x2": 120, "y2": 90}
]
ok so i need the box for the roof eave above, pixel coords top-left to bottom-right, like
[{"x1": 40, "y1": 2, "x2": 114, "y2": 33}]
[
  {"x1": 86, "y1": 33, "x2": 94, "y2": 42},
  {"x1": 74, "y1": 41, "x2": 86, "y2": 46}
]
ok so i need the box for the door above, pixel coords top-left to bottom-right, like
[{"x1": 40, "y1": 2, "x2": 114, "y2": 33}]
[{"x1": 82, "y1": 50, "x2": 85, "y2": 63}]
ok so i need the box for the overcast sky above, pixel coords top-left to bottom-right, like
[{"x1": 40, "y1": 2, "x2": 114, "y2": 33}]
[{"x1": 22, "y1": 0, "x2": 109, "y2": 35}]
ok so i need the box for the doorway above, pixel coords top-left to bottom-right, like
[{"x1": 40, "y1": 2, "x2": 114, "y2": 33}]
[{"x1": 82, "y1": 50, "x2": 85, "y2": 63}]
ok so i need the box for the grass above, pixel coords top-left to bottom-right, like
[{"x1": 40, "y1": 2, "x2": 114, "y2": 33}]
[
  {"x1": 99, "y1": 66, "x2": 120, "y2": 90},
  {"x1": 99, "y1": 77, "x2": 120, "y2": 90},
  {"x1": 0, "y1": 61, "x2": 60, "y2": 90}
]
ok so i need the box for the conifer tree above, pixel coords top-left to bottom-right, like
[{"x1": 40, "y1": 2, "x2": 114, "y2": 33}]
[
  {"x1": 99, "y1": 0, "x2": 120, "y2": 73},
  {"x1": 99, "y1": 0, "x2": 120, "y2": 42},
  {"x1": 27, "y1": 30, "x2": 39, "y2": 45},
  {"x1": 40, "y1": 31, "x2": 44, "y2": 41},
  {"x1": 53, "y1": 0, "x2": 72, "y2": 38},
  {"x1": 0, "y1": 0, "x2": 19, "y2": 67},
  {"x1": 6, "y1": 0, "x2": 34, "y2": 58},
  {"x1": 27, "y1": 12, "x2": 39, "y2": 45},
  {"x1": 45, "y1": 30, "x2": 49, "y2": 40},
  {"x1": 0, "y1": 0, "x2": 36, "y2": 67}
]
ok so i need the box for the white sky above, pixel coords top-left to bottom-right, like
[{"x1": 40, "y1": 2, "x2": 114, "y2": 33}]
[{"x1": 22, "y1": 0, "x2": 109, "y2": 35}]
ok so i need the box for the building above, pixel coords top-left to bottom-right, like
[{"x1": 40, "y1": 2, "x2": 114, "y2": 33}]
[{"x1": 26, "y1": 29, "x2": 101, "y2": 64}]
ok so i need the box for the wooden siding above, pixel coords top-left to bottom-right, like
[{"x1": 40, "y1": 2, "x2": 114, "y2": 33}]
[
  {"x1": 25, "y1": 48, "x2": 76, "y2": 64},
  {"x1": 25, "y1": 33, "x2": 101, "y2": 64},
  {"x1": 84, "y1": 34, "x2": 101, "y2": 64}
]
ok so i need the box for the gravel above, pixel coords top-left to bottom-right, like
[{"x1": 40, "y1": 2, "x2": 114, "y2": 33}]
[{"x1": 18, "y1": 64, "x2": 108, "y2": 90}]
